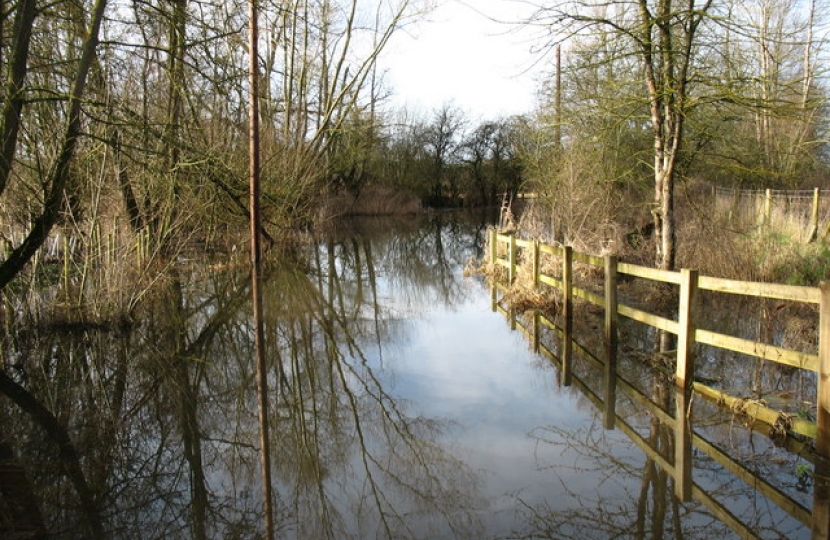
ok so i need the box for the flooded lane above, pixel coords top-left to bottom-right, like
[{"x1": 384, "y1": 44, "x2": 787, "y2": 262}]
[{"x1": 0, "y1": 213, "x2": 820, "y2": 539}]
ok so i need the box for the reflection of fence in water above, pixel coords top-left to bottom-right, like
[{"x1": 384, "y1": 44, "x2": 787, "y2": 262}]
[
  {"x1": 490, "y1": 229, "x2": 830, "y2": 537},
  {"x1": 489, "y1": 282, "x2": 822, "y2": 539},
  {"x1": 714, "y1": 187, "x2": 830, "y2": 241},
  {"x1": 490, "y1": 231, "x2": 825, "y2": 440}
]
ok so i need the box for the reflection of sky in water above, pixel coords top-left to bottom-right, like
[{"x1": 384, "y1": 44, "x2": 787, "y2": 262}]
[
  {"x1": 352, "y1": 267, "x2": 810, "y2": 538},
  {"x1": 358, "y1": 273, "x2": 648, "y2": 535},
  {"x1": 321, "y1": 218, "x2": 812, "y2": 538}
]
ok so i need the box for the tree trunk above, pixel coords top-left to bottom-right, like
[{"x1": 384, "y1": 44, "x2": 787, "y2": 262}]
[
  {"x1": 0, "y1": 0, "x2": 108, "y2": 290},
  {"x1": 0, "y1": 372, "x2": 105, "y2": 540},
  {"x1": 0, "y1": 0, "x2": 37, "y2": 198}
]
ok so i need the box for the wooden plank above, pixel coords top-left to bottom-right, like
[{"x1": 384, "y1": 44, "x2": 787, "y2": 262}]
[
  {"x1": 691, "y1": 486, "x2": 763, "y2": 540},
  {"x1": 693, "y1": 433, "x2": 811, "y2": 527},
  {"x1": 509, "y1": 235, "x2": 517, "y2": 283},
  {"x1": 676, "y1": 269, "x2": 699, "y2": 389},
  {"x1": 539, "y1": 274, "x2": 562, "y2": 289},
  {"x1": 698, "y1": 276, "x2": 820, "y2": 304},
  {"x1": 604, "y1": 255, "x2": 618, "y2": 430},
  {"x1": 814, "y1": 459, "x2": 830, "y2": 538},
  {"x1": 817, "y1": 283, "x2": 830, "y2": 537},
  {"x1": 532, "y1": 311, "x2": 540, "y2": 352},
  {"x1": 618, "y1": 303, "x2": 680, "y2": 334},
  {"x1": 532, "y1": 241, "x2": 540, "y2": 289},
  {"x1": 562, "y1": 246, "x2": 573, "y2": 386},
  {"x1": 695, "y1": 329, "x2": 819, "y2": 372},
  {"x1": 515, "y1": 237, "x2": 534, "y2": 249},
  {"x1": 616, "y1": 417, "x2": 674, "y2": 473},
  {"x1": 573, "y1": 286, "x2": 604, "y2": 307},
  {"x1": 489, "y1": 229, "x2": 497, "y2": 265},
  {"x1": 818, "y1": 281, "x2": 830, "y2": 456},
  {"x1": 693, "y1": 382, "x2": 818, "y2": 439},
  {"x1": 617, "y1": 261, "x2": 682, "y2": 284},
  {"x1": 540, "y1": 243, "x2": 561, "y2": 256},
  {"x1": 572, "y1": 251, "x2": 604, "y2": 267},
  {"x1": 675, "y1": 387, "x2": 692, "y2": 501}
]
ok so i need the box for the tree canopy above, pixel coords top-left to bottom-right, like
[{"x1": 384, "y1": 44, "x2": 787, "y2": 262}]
[{"x1": 521, "y1": 0, "x2": 830, "y2": 269}]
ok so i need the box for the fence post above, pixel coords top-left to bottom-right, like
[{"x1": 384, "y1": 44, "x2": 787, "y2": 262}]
[
  {"x1": 533, "y1": 311, "x2": 540, "y2": 353},
  {"x1": 603, "y1": 255, "x2": 618, "y2": 430},
  {"x1": 674, "y1": 386, "x2": 693, "y2": 501},
  {"x1": 815, "y1": 281, "x2": 830, "y2": 537},
  {"x1": 490, "y1": 283, "x2": 497, "y2": 312},
  {"x1": 489, "y1": 229, "x2": 497, "y2": 266},
  {"x1": 562, "y1": 246, "x2": 573, "y2": 386},
  {"x1": 672, "y1": 268, "x2": 698, "y2": 502},
  {"x1": 676, "y1": 269, "x2": 699, "y2": 389},
  {"x1": 810, "y1": 188, "x2": 821, "y2": 242},
  {"x1": 819, "y1": 282, "x2": 830, "y2": 451},
  {"x1": 509, "y1": 234, "x2": 517, "y2": 284},
  {"x1": 532, "y1": 241, "x2": 540, "y2": 289}
]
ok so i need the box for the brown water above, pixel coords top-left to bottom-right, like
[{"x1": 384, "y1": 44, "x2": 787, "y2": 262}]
[{"x1": 0, "y1": 212, "x2": 821, "y2": 539}]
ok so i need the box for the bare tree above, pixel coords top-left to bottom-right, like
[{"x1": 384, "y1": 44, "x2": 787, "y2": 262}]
[
  {"x1": 423, "y1": 104, "x2": 465, "y2": 206},
  {"x1": 527, "y1": 0, "x2": 716, "y2": 270},
  {"x1": 0, "y1": 0, "x2": 109, "y2": 289}
]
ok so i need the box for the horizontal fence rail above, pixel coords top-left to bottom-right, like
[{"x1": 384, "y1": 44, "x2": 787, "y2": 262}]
[{"x1": 489, "y1": 230, "x2": 830, "y2": 442}]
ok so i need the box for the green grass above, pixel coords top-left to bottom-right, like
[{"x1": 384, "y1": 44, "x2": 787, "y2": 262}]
[{"x1": 751, "y1": 232, "x2": 830, "y2": 286}]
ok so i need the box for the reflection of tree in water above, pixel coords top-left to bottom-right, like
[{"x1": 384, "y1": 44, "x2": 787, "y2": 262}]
[
  {"x1": 262, "y1": 262, "x2": 482, "y2": 539},
  {"x1": 0, "y1": 215, "x2": 487, "y2": 539},
  {"x1": 518, "y1": 356, "x2": 808, "y2": 540},
  {"x1": 323, "y1": 214, "x2": 486, "y2": 313},
  {"x1": 523, "y1": 420, "x2": 731, "y2": 540}
]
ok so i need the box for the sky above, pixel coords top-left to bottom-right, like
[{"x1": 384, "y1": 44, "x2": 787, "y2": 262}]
[{"x1": 379, "y1": 0, "x2": 549, "y2": 120}]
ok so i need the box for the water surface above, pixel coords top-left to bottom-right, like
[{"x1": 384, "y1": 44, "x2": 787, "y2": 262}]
[{"x1": 0, "y1": 213, "x2": 819, "y2": 539}]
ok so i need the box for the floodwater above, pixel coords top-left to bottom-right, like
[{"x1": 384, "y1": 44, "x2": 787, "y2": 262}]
[{"x1": 0, "y1": 212, "x2": 824, "y2": 539}]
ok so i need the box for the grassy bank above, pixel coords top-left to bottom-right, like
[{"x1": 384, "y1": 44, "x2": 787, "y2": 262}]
[{"x1": 510, "y1": 183, "x2": 830, "y2": 287}]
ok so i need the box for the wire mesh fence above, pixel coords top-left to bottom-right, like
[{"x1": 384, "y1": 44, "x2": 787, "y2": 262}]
[{"x1": 714, "y1": 186, "x2": 830, "y2": 242}]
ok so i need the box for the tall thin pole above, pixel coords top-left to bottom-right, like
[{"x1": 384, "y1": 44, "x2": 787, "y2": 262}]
[
  {"x1": 555, "y1": 44, "x2": 562, "y2": 149},
  {"x1": 248, "y1": 0, "x2": 274, "y2": 537}
]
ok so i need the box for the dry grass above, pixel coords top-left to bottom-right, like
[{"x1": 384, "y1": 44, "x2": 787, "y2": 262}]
[{"x1": 676, "y1": 184, "x2": 830, "y2": 285}]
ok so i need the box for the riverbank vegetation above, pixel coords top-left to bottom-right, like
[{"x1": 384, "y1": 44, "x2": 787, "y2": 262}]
[
  {"x1": 509, "y1": 0, "x2": 830, "y2": 284},
  {"x1": 1, "y1": 0, "x2": 830, "y2": 324}
]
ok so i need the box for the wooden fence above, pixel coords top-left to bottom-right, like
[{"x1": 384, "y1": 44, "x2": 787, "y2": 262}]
[
  {"x1": 489, "y1": 230, "x2": 830, "y2": 446},
  {"x1": 490, "y1": 290, "x2": 818, "y2": 534}
]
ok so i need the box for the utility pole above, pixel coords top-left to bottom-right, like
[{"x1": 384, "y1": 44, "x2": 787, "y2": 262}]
[{"x1": 248, "y1": 0, "x2": 274, "y2": 536}]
